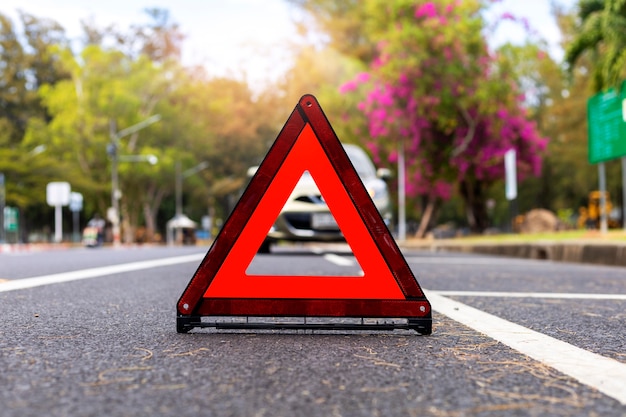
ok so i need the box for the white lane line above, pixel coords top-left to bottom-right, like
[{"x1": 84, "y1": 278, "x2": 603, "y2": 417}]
[
  {"x1": 0, "y1": 253, "x2": 205, "y2": 293},
  {"x1": 310, "y1": 247, "x2": 323, "y2": 255},
  {"x1": 323, "y1": 253, "x2": 355, "y2": 267},
  {"x1": 405, "y1": 256, "x2": 547, "y2": 265},
  {"x1": 433, "y1": 290, "x2": 626, "y2": 301},
  {"x1": 425, "y1": 290, "x2": 626, "y2": 405},
  {"x1": 309, "y1": 245, "x2": 353, "y2": 266}
]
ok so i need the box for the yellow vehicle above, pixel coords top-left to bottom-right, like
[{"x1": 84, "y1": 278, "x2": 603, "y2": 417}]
[{"x1": 577, "y1": 191, "x2": 620, "y2": 229}]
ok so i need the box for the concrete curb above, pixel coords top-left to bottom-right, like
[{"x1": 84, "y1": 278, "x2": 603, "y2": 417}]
[
  {"x1": 0, "y1": 243, "x2": 72, "y2": 254},
  {"x1": 0, "y1": 243, "x2": 151, "y2": 253},
  {"x1": 4, "y1": 240, "x2": 625, "y2": 269},
  {"x1": 404, "y1": 241, "x2": 626, "y2": 267}
]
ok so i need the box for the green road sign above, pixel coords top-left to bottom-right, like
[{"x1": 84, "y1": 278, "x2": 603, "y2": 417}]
[
  {"x1": 587, "y1": 87, "x2": 626, "y2": 164},
  {"x1": 4, "y1": 206, "x2": 18, "y2": 232}
]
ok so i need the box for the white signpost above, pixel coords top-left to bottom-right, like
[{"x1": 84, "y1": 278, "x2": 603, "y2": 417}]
[
  {"x1": 504, "y1": 149, "x2": 518, "y2": 232},
  {"x1": 504, "y1": 149, "x2": 517, "y2": 201},
  {"x1": 46, "y1": 182, "x2": 71, "y2": 243}
]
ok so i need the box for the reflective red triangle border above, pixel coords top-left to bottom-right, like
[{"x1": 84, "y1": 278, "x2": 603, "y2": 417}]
[{"x1": 177, "y1": 94, "x2": 431, "y2": 334}]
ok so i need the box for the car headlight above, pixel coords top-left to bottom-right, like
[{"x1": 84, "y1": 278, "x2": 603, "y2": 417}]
[{"x1": 366, "y1": 181, "x2": 388, "y2": 200}]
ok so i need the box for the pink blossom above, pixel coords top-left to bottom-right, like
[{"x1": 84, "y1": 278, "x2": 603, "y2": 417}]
[
  {"x1": 415, "y1": 2, "x2": 437, "y2": 19},
  {"x1": 339, "y1": 72, "x2": 372, "y2": 94},
  {"x1": 339, "y1": 80, "x2": 358, "y2": 94},
  {"x1": 501, "y1": 12, "x2": 515, "y2": 21},
  {"x1": 356, "y1": 72, "x2": 371, "y2": 83},
  {"x1": 388, "y1": 150, "x2": 398, "y2": 164},
  {"x1": 433, "y1": 181, "x2": 452, "y2": 199}
]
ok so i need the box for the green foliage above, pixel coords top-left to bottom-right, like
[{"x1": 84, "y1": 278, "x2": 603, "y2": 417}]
[
  {"x1": 557, "y1": 208, "x2": 575, "y2": 227},
  {"x1": 0, "y1": 12, "x2": 70, "y2": 146},
  {"x1": 0, "y1": 13, "x2": 29, "y2": 144},
  {"x1": 0, "y1": 9, "x2": 285, "y2": 241},
  {"x1": 566, "y1": 0, "x2": 626, "y2": 91},
  {"x1": 0, "y1": 147, "x2": 64, "y2": 208},
  {"x1": 535, "y1": 7, "x2": 608, "y2": 216}
]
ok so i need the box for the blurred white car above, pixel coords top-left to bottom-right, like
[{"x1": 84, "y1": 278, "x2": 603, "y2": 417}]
[{"x1": 253, "y1": 144, "x2": 391, "y2": 253}]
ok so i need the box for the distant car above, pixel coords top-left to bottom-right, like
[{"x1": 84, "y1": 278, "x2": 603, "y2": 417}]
[{"x1": 253, "y1": 144, "x2": 392, "y2": 253}]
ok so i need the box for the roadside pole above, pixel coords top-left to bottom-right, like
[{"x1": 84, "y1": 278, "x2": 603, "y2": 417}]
[
  {"x1": 622, "y1": 157, "x2": 626, "y2": 231},
  {"x1": 598, "y1": 162, "x2": 608, "y2": 233},
  {"x1": 108, "y1": 114, "x2": 160, "y2": 245},
  {"x1": 397, "y1": 142, "x2": 406, "y2": 242},
  {"x1": 586, "y1": 87, "x2": 626, "y2": 234}
]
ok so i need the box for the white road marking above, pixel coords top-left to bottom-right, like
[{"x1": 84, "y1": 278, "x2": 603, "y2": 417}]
[
  {"x1": 426, "y1": 290, "x2": 626, "y2": 405},
  {"x1": 323, "y1": 253, "x2": 355, "y2": 267},
  {"x1": 310, "y1": 247, "x2": 323, "y2": 255},
  {"x1": 309, "y1": 246, "x2": 357, "y2": 267},
  {"x1": 405, "y1": 256, "x2": 548, "y2": 265},
  {"x1": 0, "y1": 254, "x2": 205, "y2": 293},
  {"x1": 433, "y1": 290, "x2": 626, "y2": 301}
]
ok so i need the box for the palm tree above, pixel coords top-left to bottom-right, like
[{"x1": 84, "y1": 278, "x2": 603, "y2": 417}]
[{"x1": 566, "y1": 0, "x2": 626, "y2": 91}]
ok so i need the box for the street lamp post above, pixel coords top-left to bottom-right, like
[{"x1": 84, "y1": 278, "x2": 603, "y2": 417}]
[
  {"x1": 109, "y1": 114, "x2": 161, "y2": 245},
  {"x1": 175, "y1": 161, "x2": 209, "y2": 217},
  {"x1": 118, "y1": 155, "x2": 158, "y2": 164}
]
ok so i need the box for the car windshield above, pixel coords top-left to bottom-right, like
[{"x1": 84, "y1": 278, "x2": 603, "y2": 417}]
[
  {"x1": 287, "y1": 145, "x2": 376, "y2": 185},
  {"x1": 343, "y1": 145, "x2": 376, "y2": 178}
]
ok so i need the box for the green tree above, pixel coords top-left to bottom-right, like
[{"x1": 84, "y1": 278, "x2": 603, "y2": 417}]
[
  {"x1": 19, "y1": 11, "x2": 70, "y2": 91},
  {"x1": 0, "y1": 12, "x2": 70, "y2": 145},
  {"x1": 2, "y1": 7, "x2": 314, "y2": 243},
  {"x1": 179, "y1": 75, "x2": 281, "y2": 221},
  {"x1": 0, "y1": 13, "x2": 29, "y2": 144},
  {"x1": 25, "y1": 45, "x2": 186, "y2": 242},
  {"x1": 566, "y1": 0, "x2": 626, "y2": 91},
  {"x1": 0, "y1": 12, "x2": 71, "y2": 240},
  {"x1": 555, "y1": 3, "x2": 625, "y2": 226},
  {"x1": 533, "y1": 9, "x2": 598, "y2": 216}
]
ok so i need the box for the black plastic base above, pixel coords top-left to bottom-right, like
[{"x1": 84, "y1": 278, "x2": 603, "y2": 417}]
[
  {"x1": 177, "y1": 314, "x2": 432, "y2": 335},
  {"x1": 408, "y1": 315, "x2": 432, "y2": 335},
  {"x1": 176, "y1": 315, "x2": 202, "y2": 333}
]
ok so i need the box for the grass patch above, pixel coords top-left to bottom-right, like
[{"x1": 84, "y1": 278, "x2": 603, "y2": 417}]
[{"x1": 411, "y1": 229, "x2": 626, "y2": 244}]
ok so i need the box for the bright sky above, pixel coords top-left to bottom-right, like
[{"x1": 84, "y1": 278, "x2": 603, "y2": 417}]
[
  {"x1": 485, "y1": 0, "x2": 577, "y2": 60},
  {"x1": 3, "y1": 0, "x2": 577, "y2": 86}
]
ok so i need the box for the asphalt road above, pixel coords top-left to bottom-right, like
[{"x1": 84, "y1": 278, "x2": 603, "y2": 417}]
[{"x1": 1, "y1": 244, "x2": 625, "y2": 417}]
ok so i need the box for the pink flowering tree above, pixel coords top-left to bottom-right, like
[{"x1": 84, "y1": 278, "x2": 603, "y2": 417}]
[{"x1": 341, "y1": 0, "x2": 547, "y2": 236}]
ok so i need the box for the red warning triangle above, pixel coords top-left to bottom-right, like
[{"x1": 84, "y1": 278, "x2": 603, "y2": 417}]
[{"x1": 177, "y1": 94, "x2": 431, "y2": 334}]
